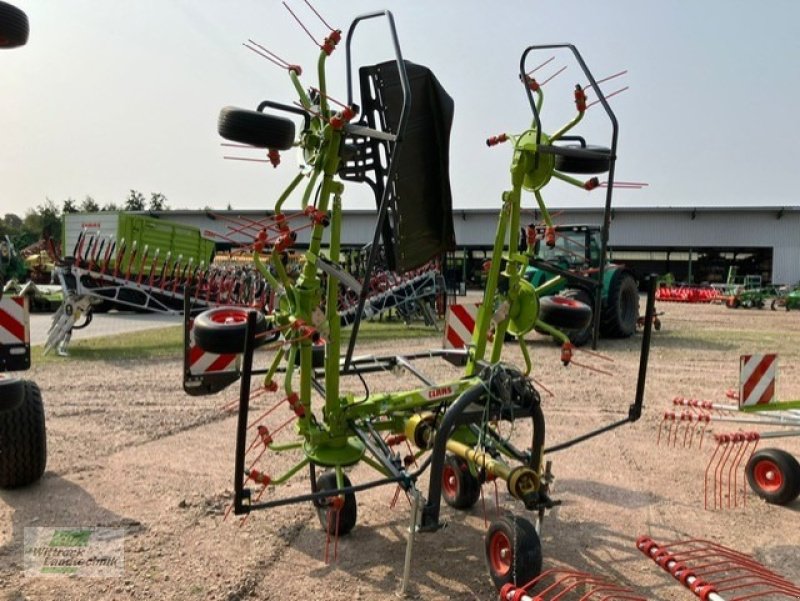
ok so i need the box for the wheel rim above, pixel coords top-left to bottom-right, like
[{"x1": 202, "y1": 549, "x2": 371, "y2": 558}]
[
  {"x1": 753, "y1": 459, "x2": 783, "y2": 492},
  {"x1": 442, "y1": 465, "x2": 459, "y2": 498},
  {"x1": 210, "y1": 309, "x2": 248, "y2": 325},
  {"x1": 488, "y1": 530, "x2": 512, "y2": 576}
]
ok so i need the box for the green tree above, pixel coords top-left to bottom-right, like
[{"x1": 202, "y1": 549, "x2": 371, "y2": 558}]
[
  {"x1": 62, "y1": 198, "x2": 78, "y2": 214},
  {"x1": 23, "y1": 199, "x2": 61, "y2": 247},
  {"x1": 81, "y1": 195, "x2": 100, "y2": 212},
  {"x1": 102, "y1": 202, "x2": 119, "y2": 211},
  {"x1": 148, "y1": 192, "x2": 168, "y2": 211},
  {"x1": 124, "y1": 189, "x2": 146, "y2": 211}
]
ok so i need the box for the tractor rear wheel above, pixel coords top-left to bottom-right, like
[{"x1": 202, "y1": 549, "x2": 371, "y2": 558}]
[
  {"x1": 745, "y1": 448, "x2": 800, "y2": 506},
  {"x1": 0, "y1": 374, "x2": 25, "y2": 412},
  {"x1": 600, "y1": 271, "x2": 639, "y2": 338},
  {"x1": 441, "y1": 454, "x2": 481, "y2": 510},
  {"x1": 484, "y1": 514, "x2": 542, "y2": 590},
  {"x1": 0, "y1": 380, "x2": 47, "y2": 488},
  {"x1": 218, "y1": 106, "x2": 296, "y2": 150}
]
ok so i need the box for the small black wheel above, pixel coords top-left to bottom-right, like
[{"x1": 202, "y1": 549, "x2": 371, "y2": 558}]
[
  {"x1": 0, "y1": 374, "x2": 25, "y2": 413},
  {"x1": 558, "y1": 288, "x2": 594, "y2": 346},
  {"x1": 314, "y1": 471, "x2": 357, "y2": 536},
  {"x1": 539, "y1": 295, "x2": 592, "y2": 330},
  {"x1": 442, "y1": 454, "x2": 481, "y2": 510},
  {"x1": 600, "y1": 270, "x2": 639, "y2": 338},
  {"x1": 745, "y1": 448, "x2": 800, "y2": 506},
  {"x1": 0, "y1": 380, "x2": 47, "y2": 488},
  {"x1": 0, "y1": 1, "x2": 29, "y2": 49},
  {"x1": 485, "y1": 514, "x2": 543, "y2": 590},
  {"x1": 218, "y1": 106, "x2": 296, "y2": 150},
  {"x1": 553, "y1": 144, "x2": 611, "y2": 174},
  {"x1": 193, "y1": 306, "x2": 267, "y2": 354},
  {"x1": 770, "y1": 299, "x2": 779, "y2": 311},
  {"x1": 726, "y1": 296, "x2": 740, "y2": 309}
]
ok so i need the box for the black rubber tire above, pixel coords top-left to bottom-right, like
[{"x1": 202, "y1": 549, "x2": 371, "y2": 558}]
[
  {"x1": 0, "y1": 374, "x2": 25, "y2": 413},
  {"x1": 218, "y1": 106, "x2": 296, "y2": 150},
  {"x1": 0, "y1": 380, "x2": 47, "y2": 488},
  {"x1": 485, "y1": 514, "x2": 543, "y2": 590},
  {"x1": 600, "y1": 271, "x2": 639, "y2": 338},
  {"x1": 0, "y1": 1, "x2": 29, "y2": 48},
  {"x1": 314, "y1": 471, "x2": 357, "y2": 536},
  {"x1": 745, "y1": 448, "x2": 800, "y2": 506},
  {"x1": 442, "y1": 454, "x2": 481, "y2": 510},
  {"x1": 553, "y1": 144, "x2": 611, "y2": 174},
  {"x1": 539, "y1": 295, "x2": 592, "y2": 330},
  {"x1": 771, "y1": 299, "x2": 779, "y2": 311},
  {"x1": 193, "y1": 306, "x2": 267, "y2": 354},
  {"x1": 558, "y1": 288, "x2": 594, "y2": 347}
]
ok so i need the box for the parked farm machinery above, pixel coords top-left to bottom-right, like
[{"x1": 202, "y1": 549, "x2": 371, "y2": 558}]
[
  {"x1": 0, "y1": 0, "x2": 47, "y2": 490},
  {"x1": 658, "y1": 354, "x2": 800, "y2": 509},
  {"x1": 184, "y1": 5, "x2": 657, "y2": 592}
]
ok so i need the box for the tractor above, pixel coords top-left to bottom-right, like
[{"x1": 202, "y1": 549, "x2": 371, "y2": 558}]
[
  {"x1": 0, "y1": 1, "x2": 47, "y2": 490},
  {"x1": 526, "y1": 223, "x2": 639, "y2": 346}
]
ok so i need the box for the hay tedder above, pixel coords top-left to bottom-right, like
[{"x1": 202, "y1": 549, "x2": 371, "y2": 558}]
[{"x1": 185, "y1": 6, "x2": 657, "y2": 592}]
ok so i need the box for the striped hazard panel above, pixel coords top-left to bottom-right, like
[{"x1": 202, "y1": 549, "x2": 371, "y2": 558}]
[
  {"x1": 443, "y1": 302, "x2": 481, "y2": 349},
  {"x1": 738, "y1": 353, "x2": 777, "y2": 408},
  {"x1": 0, "y1": 295, "x2": 31, "y2": 372},
  {"x1": 187, "y1": 320, "x2": 238, "y2": 376},
  {"x1": 183, "y1": 317, "x2": 241, "y2": 397}
]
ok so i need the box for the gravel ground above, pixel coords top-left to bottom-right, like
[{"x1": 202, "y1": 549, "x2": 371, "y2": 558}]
[{"x1": 2, "y1": 300, "x2": 799, "y2": 600}]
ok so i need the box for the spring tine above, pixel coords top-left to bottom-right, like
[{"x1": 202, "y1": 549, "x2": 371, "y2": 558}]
[
  {"x1": 159, "y1": 251, "x2": 172, "y2": 287},
  {"x1": 89, "y1": 238, "x2": 105, "y2": 272},
  {"x1": 101, "y1": 240, "x2": 115, "y2": 275},
  {"x1": 147, "y1": 248, "x2": 161, "y2": 287},
  {"x1": 73, "y1": 229, "x2": 86, "y2": 258},
  {"x1": 80, "y1": 235, "x2": 95, "y2": 267},
  {"x1": 136, "y1": 245, "x2": 150, "y2": 285},
  {"x1": 113, "y1": 239, "x2": 126, "y2": 278},
  {"x1": 125, "y1": 241, "x2": 138, "y2": 281}
]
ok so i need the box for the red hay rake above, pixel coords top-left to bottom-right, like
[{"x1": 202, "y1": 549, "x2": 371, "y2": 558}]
[
  {"x1": 657, "y1": 391, "x2": 800, "y2": 509},
  {"x1": 498, "y1": 568, "x2": 646, "y2": 601},
  {"x1": 637, "y1": 536, "x2": 800, "y2": 600}
]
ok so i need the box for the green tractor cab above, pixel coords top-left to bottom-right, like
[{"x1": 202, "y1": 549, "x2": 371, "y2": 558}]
[{"x1": 526, "y1": 224, "x2": 639, "y2": 346}]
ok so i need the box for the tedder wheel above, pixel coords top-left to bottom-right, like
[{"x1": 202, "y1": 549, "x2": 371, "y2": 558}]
[
  {"x1": 770, "y1": 299, "x2": 779, "y2": 311},
  {"x1": 726, "y1": 296, "x2": 740, "y2": 309},
  {"x1": 745, "y1": 448, "x2": 800, "y2": 506},
  {"x1": 600, "y1": 271, "x2": 639, "y2": 338},
  {"x1": 553, "y1": 144, "x2": 611, "y2": 174},
  {"x1": 314, "y1": 471, "x2": 357, "y2": 536},
  {"x1": 538, "y1": 295, "x2": 592, "y2": 331},
  {"x1": 484, "y1": 514, "x2": 543, "y2": 590},
  {"x1": 193, "y1": 306, "x2": 268, "y2": 354},
  {"x1": 442, "y1": 453, "x2": 481, "y2": 510},
  {"x1": 0, "y1": 374, "x2": 25, "y2": 412},
  {"x1": 218, "y1": 106, "x2": 296, "y2": 150},
  {"x1": 0, "y1": 1, "x2": 29, "y2": 48},
  {"x1": 0, "y1": 380, "x2": 47, "y2": 488},
  {"x1": 558, "y1": 288, "x2": 594, "y2": 347}
]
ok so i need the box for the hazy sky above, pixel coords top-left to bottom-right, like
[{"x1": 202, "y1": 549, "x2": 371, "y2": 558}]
[{"x1": 2, "y1": 0, "x2": 799, "y2": 217}]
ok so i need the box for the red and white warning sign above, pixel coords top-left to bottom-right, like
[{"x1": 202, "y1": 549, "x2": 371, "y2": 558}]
[
  {"x1": 443, "y1": 302, "x2": 481, "y2": 349},
  {"x1": 738, "y1": 353, "x2": 777, "y2": 408},
  {"x1": 0, "y1": 295, "x2": 31, "y2": 371}
]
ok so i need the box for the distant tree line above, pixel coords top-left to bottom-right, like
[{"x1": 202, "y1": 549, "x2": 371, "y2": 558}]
[{"x1": 1, "y1": 190, "x2": 169, "y2": 252}]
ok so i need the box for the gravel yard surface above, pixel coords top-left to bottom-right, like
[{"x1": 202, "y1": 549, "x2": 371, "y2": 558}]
[{"x1": 2, "y1": 300, "x2": 799, "y2": 600}]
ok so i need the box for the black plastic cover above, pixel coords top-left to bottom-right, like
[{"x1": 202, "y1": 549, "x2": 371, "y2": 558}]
[{"x1": 342, "y1": 61, "x2": 456, "y2": 272}]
